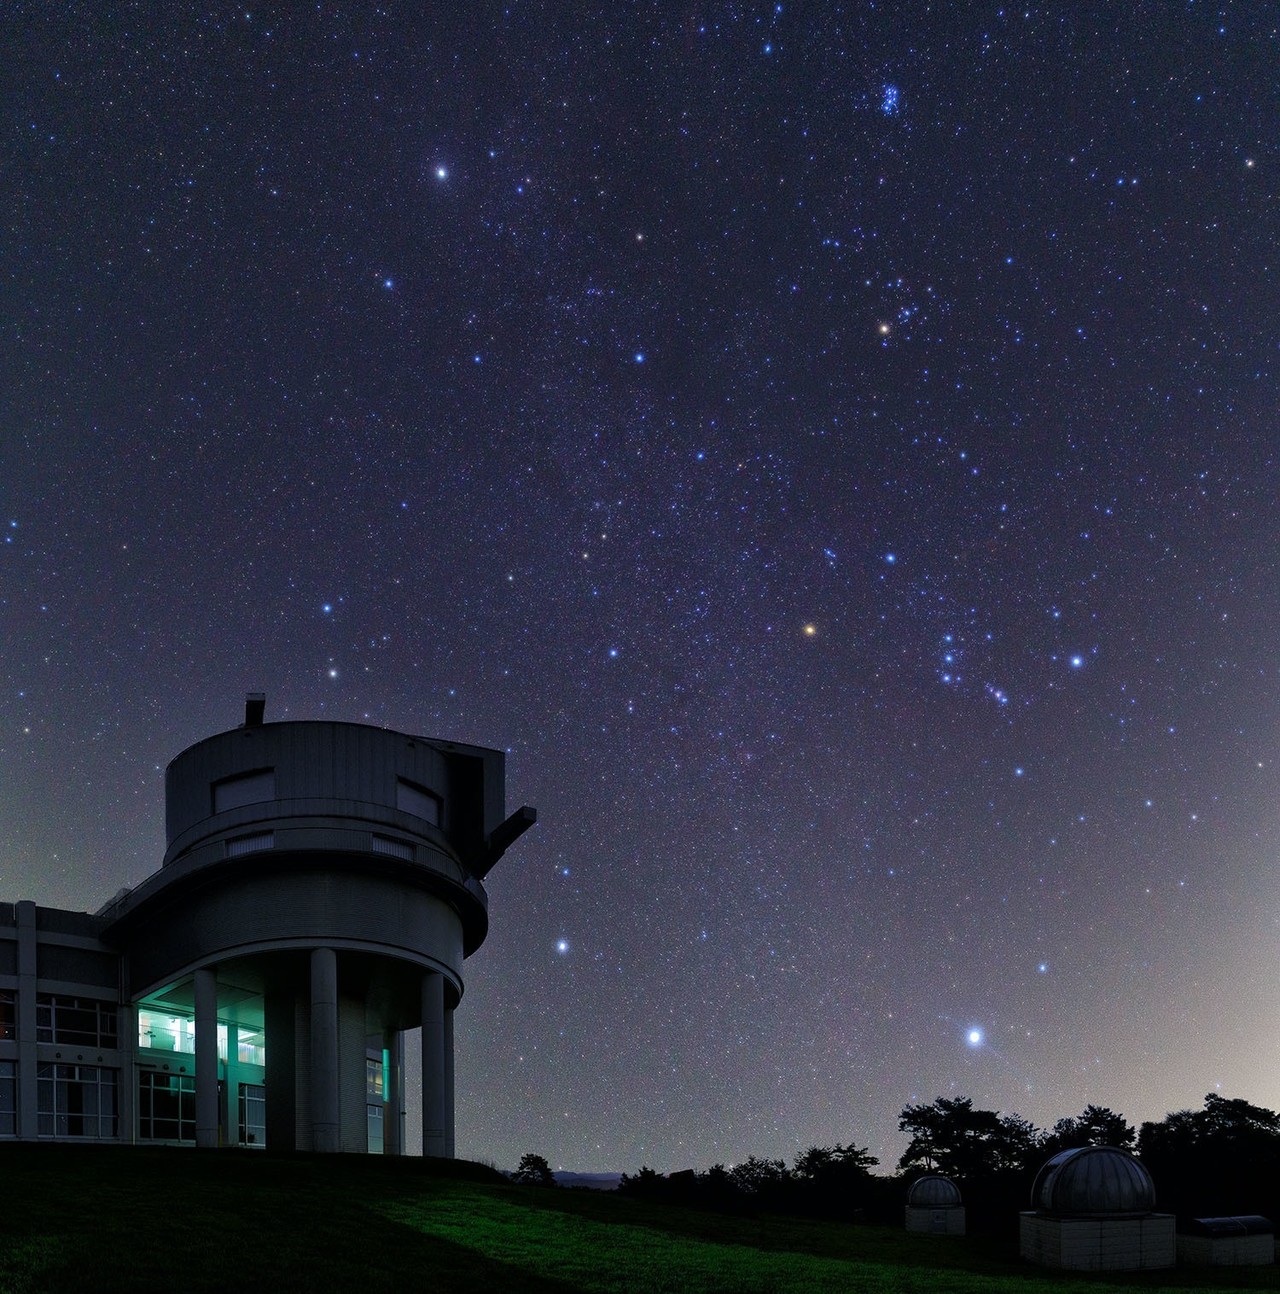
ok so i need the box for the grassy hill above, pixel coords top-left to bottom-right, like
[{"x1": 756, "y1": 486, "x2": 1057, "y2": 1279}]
[{"x1": 2, "y1": 1146, "x2": 1279, "y2": 1293}]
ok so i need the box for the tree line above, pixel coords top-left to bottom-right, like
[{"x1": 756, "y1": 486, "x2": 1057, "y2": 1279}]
[{"x1": 516, "y1": 1092, "x2": 1280, "y2": 1233}]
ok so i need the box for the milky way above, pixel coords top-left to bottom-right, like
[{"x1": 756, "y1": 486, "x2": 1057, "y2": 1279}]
[{"x1": 2, "y1": 4, "x2": 1278, "y2": 1172}]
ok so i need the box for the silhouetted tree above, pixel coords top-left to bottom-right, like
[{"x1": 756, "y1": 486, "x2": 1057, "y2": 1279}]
[
  {"x1": 1040, "y1": 1104, "x2": 1136, "y2": 1158},
  {"x1": 617, "y1": 1165, "x2": 664, "y2": 1197},
  {"x1": 793, "y1": 1142, "x2": 879, "y2": 1183},
  {"x1": 512, "y1": 1152, "x2": 557, "y2": 1186},
  {"x1": 898, "y1": 1097, "x2": 1041, "y2": 1180},
  {"x1": 1138, "y1": 1093, "x2": 1280, "y2": 1218},
  {"x1": 728, "y1": 1155, "x2": 790, "y2": 1197},
  {"x1": 792, "y1": 1142, "x2": 881, "y2": 1219}
]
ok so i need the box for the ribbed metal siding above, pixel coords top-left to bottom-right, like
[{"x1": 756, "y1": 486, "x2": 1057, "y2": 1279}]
[
  {"x1": 1032, "y1": 1147, "x2": 1156, "y2": 1216},
  {"x1": 165, "y1": 722, "x2": 459, "y2": 845}
]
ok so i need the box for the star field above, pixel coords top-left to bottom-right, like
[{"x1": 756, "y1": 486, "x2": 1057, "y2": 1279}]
[{"x1": 2, "y1": 4, "x2": 1279, "y2": 1172}]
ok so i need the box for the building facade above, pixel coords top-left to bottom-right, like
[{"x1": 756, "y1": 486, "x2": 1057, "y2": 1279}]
[{"x1": 0, "y1": 697, "x2": 534, "y2": 1154}]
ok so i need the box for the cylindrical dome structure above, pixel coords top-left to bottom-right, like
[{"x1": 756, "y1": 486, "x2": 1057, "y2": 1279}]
[
  {"x1": 100, "y1": 698, "x2": 535, "y2": 1155},
  {"x1": 1030, "y1": 1147, "x2": 1156, "y2": 1218}
]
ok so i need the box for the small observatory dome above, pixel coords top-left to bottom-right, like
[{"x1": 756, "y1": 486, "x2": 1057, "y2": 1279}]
[
  {"x1": 908, "y1": 1176, "x2": 963, "y2": 1207},
  {"x1": 1031, "y1": 1147, "x2": 1156, "y2": 1217}
]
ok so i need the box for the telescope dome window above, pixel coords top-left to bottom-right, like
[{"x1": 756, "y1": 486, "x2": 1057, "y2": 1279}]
[
  {"x1": 396, "y1": 778, "x2": 441, "y2": 826},
  {"x1": 213, "y1": 768, "x2": 275, "y2": 813}
]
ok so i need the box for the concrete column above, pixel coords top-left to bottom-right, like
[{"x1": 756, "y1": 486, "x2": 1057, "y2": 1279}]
[
  {"x1": 194, "y1": 966, "x2": 218, "y2": 1149},
  {"x1": 383, "y1": 1030, "x2": 402, "y2": 1157},
  {"x1": 15, "y1": 901, "x2": 37, "y2": 1140},
  {"x1": 117, "y1": 1003, "x2": 136, "y2": 1144},
  {"x1": 225, "y1": 1022, "x2": 239, "y2": 1145},
  {"x1": 443, "y1": 1004, "x2": 455, "y2": 1158},
  {"x1": 309, "y1": 947, "x2": 340, "y2": 1153},
  {"x1": 263, "y1": 990, "x2": 297, "y2": 1152},
  {"x1": 421, "y1": 971, "x2": 446, "y2": 1157}
]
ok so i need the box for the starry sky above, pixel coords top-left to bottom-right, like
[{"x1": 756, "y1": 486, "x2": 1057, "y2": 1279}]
[{"x1": 3, "y1": 4, "x2": 1279, "y2": 1173}]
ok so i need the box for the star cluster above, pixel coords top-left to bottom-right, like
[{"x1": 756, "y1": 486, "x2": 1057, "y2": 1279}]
[{"x1": 2, "y1": 4, "x2": 1279, "y2": 1172}]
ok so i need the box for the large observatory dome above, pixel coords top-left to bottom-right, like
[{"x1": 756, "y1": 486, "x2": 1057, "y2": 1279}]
[
  {"x1": 1030, "y1": 1147, "x2": 1156, "y2": 1217},
  {"x1": 907, "y1": 1176, "x2": 962, "y2": 1207}
]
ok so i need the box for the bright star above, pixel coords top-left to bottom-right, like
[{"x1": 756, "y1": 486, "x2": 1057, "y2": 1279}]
[
  {"x1": 556, "y1": 939, "x2": 569, "y2": 954},
  {"x1": 1038, "y1": 963, "x2": 1049, "y2": 974},
  {"x1": 1070, "y1": 655, "x2": 1084, "y2": 668},
  {"x1": 967, "y1": 1028, "x2": 983, "y2": 1047},
  {"x1": 435, "y1": 165, "x2": 448, "y2": 180},
  {"x1": 634, "y1": 352, "x2": 645, "y2": 363}
]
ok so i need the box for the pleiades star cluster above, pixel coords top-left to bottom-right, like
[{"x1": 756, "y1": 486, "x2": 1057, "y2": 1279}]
[{"x1": 2, "y1": 4, "x2": 1278, "y2": 1172}]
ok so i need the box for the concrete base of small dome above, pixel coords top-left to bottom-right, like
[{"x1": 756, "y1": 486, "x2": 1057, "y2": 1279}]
[
  {"x1": 1177, "y1": 1233, "x2": 1275, "y2": 1266},
  {"x1": 905, "y1": 1205, "x2": 966, "y2": 1235},
  {"x1": 1019, "y1": 1212, "x2": 1175, "y2": 1271}
]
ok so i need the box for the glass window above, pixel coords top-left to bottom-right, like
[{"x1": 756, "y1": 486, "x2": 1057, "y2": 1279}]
[
  {"x1": 237, "y1": 1027, "x2": 265, "y2": 1067},
  {"x1": 137, "y1": 1072, "x2": 195, "y2": 1142},
  {"x1": 0, "y1": 1060, "x2": 15, "y2": 1137},
  {"x1": 37, "y1": 1064, "x2": 117, "y2": 1139},
  {"x1": 366, "y1": 1056, "x2": 384, "y2": 1101},
  {"x1": 0, "y1": 988, "x2": 14, "y2": 1041},
  {"x1": 213, "y1": 769, "x2": 275, "y2": 813},
  {"x1": 367, "y1": 1101, "x2": 384, "y2": 1154},
  {"x1": 36, "y1": 995, "x2": 117, "y2": 1048},
  {"x1": 238, "y1": 1084, "x2": 266, "y2": 1147},
  {"x1": 138, "y1": 1010, "x2": 238, "y2": 1062},
  {"x1": 395, "y1": 778, "x2": 440, "y2": 826}
]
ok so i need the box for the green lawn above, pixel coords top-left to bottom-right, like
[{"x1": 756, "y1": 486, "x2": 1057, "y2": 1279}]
[{"x1": 0, "y1": 1147, "x2": 1277, "y2": 1294}]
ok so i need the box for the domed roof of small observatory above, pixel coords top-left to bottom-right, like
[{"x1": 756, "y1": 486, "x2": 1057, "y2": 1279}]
[
  {"x1": 907, "y1": 1175, "x2": 962, "y2": 1207},
  {"x1": 1030, "y1": 1146, "x2": 1156, "y2": 1217}
]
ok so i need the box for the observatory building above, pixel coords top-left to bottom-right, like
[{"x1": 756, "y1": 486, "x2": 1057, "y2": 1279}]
[
  {"x1": 0, "y1": 696, "x2": 535, "y2": 1154},
  {"x1": 904, "y1": 1174, "x2": 965, "y2": 1235},
  {"x1": 1019, "y1": 1146, "x2": 1174, "y2": 1271}
]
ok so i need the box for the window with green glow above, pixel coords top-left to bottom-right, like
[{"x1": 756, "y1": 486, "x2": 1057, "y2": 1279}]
[
  {"x1": 138, "y1": 1010, "x2": 233, "y2": 1062},
  {"x1": 236, "y1": 1027, "x2": 265, "y2": 1067}
]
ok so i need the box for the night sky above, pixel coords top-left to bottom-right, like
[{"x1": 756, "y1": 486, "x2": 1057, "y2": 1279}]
[{"x1": 3, "y1": 4, "x2": 1279, "y2": 1173}]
